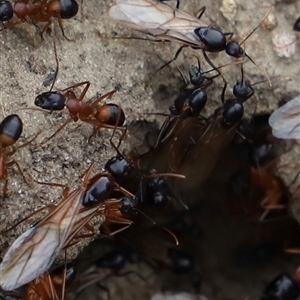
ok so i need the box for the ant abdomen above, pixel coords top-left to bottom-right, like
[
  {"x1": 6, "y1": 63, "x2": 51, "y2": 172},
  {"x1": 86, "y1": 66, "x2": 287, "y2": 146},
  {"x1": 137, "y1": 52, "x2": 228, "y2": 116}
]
[
  {"x1": 59, "y1": 0, "x2": 79, "y2": 19},
  {"x1": 94, "y1": 104, "x2": 125, "y2": 126},
  {"x1": 222, "y1": 100, "x2": 244, "y2": 127},
  {"x1": 0, "y1": 114, "x2": 23, "y2": 147}
]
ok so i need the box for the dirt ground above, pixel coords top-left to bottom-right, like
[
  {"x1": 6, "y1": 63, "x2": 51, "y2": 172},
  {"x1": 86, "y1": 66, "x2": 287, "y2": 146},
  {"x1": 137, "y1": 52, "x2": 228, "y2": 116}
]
[{"x1": 0, "y1": 0, "x2": 299, "y2": 298}]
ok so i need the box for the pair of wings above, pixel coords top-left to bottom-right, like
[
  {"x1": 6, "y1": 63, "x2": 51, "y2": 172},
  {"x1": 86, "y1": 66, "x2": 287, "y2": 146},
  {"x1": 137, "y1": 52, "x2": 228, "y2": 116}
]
[
  {"x1": 0, "y1": 188, "x2": 103, "y2": 291},
  {"x1": 109, "y1": 0, "x2": 208, "y2": 47}
]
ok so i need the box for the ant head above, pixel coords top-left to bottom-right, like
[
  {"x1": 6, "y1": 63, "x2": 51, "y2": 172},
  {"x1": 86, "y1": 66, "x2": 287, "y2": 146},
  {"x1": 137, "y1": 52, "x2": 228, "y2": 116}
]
[
  {"x1": 34, "y1": 92, "x2": 66, "y2": 111},
  {"x1": 222, "y1": 100, "x2": 244, "y2": 128},
  {"x1": 0, "y1": 0, "x2": 13, "y2": 22},
  {"x1": 189, "y1": 65, "x2": 205, "y2": 87},
  {"x1": 120, "y1": 196, "x2": 140, "y2": 217},
  {"x1": 233, "y1": 79, "x2": 252, "y2": 100},
  {"x1": 226, "y1": 41, "x2": 245, "y2": 58}
]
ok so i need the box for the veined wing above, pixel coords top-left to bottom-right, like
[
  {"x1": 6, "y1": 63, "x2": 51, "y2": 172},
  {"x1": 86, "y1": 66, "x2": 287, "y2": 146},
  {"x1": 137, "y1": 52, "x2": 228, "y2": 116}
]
[
  {"x1": 109, "y1": 0, "x2": 207, "y2": 46},
  {"x1": 269, "y1": 95, "x2": 300, "y2": 140},
  {"x1": 0, "y1": 189, "x2": 87, "y2": 291}
]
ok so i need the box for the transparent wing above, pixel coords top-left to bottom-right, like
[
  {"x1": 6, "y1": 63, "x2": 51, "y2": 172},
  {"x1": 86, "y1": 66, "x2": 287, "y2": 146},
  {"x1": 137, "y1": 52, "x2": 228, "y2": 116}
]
[
  {"x1": 109, "y1": 0, "x2": 206, "y2": 46},
  {"x1": 0, "y1": 189, "x2": 86, "y2": 291},
  {"x1": 269, "y1": 95, "x2": 300, "y2": 140}
]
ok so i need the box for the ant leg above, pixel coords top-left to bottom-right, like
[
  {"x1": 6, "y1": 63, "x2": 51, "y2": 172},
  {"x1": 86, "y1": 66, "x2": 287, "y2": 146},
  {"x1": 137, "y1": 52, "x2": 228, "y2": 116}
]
[
  {"x1": 114, "y1": 270, "x2": 146, "y2": 282},
  {"x1": 259, "y1": 204, "x2": 286, "y2": 222},
  {"x1": 5, "y1": 160, "x2": 31, "y2": 188},
  {"x1": 202, "y1": 51, "x2": 221, "y2": 77},
  {"x1": 196, "y1": 6, "x2": 206, "y2": 19},
  {"x1": 60, "y1": 81, "x2": 91, "y2": 101},
  {"x1": 160, "y1": 0, "x2": 180, "y2": 9},
  {"x1": 109, "y1": 125, "x2": 128, "y2": 155},
  {"x1": 33, "y1": 180, "x2": 70, "y2": 199},
  {"x1": 57, "y1": 14, "x2": 74, "y2": 42},
  {"x1": 245, "y1": 53, "x2": 272, "y2": 87},
  {"x1": 221, "y1": 77, "x2": 228, "y2": 104},
  {"x1": 224, "y1": 32, "x2": 234, "y2": 40},
  {"x1": 2, "y1": 177, "x2": 8, "y2": 199},
  {"x1": 41, "y1": 118, "x2": 73, "y2": 145},
  {"x1": 4, "y1": 204, "x2": 57, "y2": 231},
  {"x1": 90, "y1": 89, "x2": 117, "y2": 110},
  {"x1": 1, "y1": 19, "x2": 25, "y2": 29},
  {"x1": 155, "y1": 45, "x2": 187, "y2": 76},
  {"x1": 40, "y1": 19, "x2": 52, "y2": 41}
]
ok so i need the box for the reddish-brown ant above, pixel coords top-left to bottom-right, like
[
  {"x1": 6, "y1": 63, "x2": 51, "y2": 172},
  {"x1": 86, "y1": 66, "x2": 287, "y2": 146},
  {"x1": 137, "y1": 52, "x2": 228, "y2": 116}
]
[
  {"x1": 0, "y1": 0, "x2": 79, "y2": 40},
  {"x1": 0, "y1": 162, "x2": 135, "y2": 291},
  {"x1": 0, "y1": 114, "x2": 39, "y2": 197},
  {"x1": 33, "y1": 81, "x2": 126, "y2": 145}
]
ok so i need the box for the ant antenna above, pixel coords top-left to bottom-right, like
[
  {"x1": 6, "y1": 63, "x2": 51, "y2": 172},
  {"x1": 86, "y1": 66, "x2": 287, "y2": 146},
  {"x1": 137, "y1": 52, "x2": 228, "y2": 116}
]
[
  {"x1": 134, "y1": 207, "x2": 179, "y2": 245},
  {"x1": 227, "y1": 7, "x2": 273, "y2": 87}
]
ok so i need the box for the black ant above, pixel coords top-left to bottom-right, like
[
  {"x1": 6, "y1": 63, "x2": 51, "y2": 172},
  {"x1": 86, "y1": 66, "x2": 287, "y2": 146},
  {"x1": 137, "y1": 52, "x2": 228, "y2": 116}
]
[
  {"x1": 156, "y1": 3, "x2": 272, "y2": 85},
  {"x1": 0, "y1": 114, "x2": 38, "y2": 197},
  {"x1": 0, "y1": 0, "x2": 79, "y2": 40}
]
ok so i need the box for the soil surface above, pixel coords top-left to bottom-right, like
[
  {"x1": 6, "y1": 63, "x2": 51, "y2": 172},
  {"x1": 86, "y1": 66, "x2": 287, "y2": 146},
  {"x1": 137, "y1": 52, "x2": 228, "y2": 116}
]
[{"x1": 0, "y1": 0, "x2": 299, "y2": 299}]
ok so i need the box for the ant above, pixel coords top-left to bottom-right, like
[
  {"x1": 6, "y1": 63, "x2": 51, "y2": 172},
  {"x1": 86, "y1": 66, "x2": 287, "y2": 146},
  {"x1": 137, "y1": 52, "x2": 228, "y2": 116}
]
[
  {"x1": 105, "y1": 150, "x2": 187, "y2": 210},
  {"x1": 150, "y1": 2, "x2": 271, "y2": 84},
  {"x1": 0, "y1": 0, "x2": 79, "y2": 40},
  {"x1": 0, "y1": 162, "x2": 137, "y2": 291},
  {"x1": 0, "y1": 114, "x2": 39, "y2": 197},
  {"x1": 34, "y1": 81, "x2": 126, "y2": 145}
]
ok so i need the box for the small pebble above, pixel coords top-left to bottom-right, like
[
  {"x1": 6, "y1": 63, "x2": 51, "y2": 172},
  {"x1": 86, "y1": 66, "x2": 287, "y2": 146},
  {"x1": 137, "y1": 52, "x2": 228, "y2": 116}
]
[
  {"x1": 220, "y1": 0, "x2": 237, "y2": 21},
  {"x1": 262, "y1": 12, "x2": 278, "y2": 31},
  {"x1": 271, "y1": 29, "x2": 297, "y2": 57}
]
